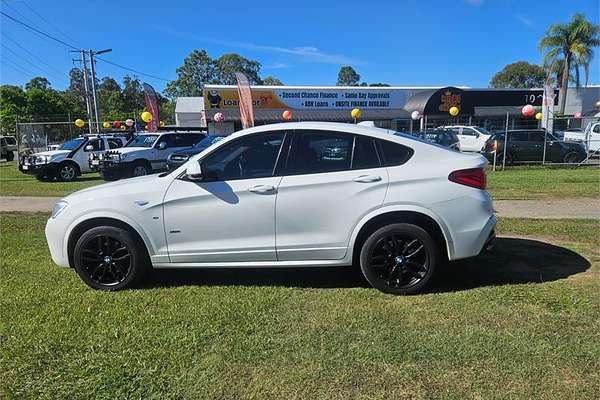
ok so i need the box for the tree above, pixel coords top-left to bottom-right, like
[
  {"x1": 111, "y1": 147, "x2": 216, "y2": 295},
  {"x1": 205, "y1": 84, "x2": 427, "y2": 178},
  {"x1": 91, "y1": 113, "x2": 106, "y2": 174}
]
[
  {"x1": 490, "y1": 61, "x2": 546, "y2": 88},
  {"x1": 262, "y1": 76, "x2": 283, "y2": 85},
  {"x1": 164, "y1": 49, "x2": 215, "y2": 98},
  {"x1": 25, "y1": 77, "x2": 51, "y2": 91},
  {"x1": 214, "y1": 53, "x2": 262, "y2": 85},
  {"x1": 122, "y1": 75, "x2": 145, "y2": 115},
  {"x1": 539, "y1": 13, "x2": 600, "y2": 113},
  {"x1": 0, "y1": 85, "x2": 27, "y2": 134},
  {"x1": 337, "y1": 66, "x2": 360, "y2": 86}
]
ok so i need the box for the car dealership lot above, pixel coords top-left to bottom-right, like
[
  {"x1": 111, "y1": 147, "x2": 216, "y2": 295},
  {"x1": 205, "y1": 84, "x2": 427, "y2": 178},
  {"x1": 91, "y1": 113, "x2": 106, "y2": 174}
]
[{"x1": 1, "y1": 214, "x2": 599, "y2": 399}]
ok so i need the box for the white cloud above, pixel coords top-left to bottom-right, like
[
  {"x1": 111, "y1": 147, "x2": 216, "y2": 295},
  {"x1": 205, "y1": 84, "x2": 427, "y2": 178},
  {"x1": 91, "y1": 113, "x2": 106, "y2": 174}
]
[
  {"x1": 515, "y1": 15, "x2": 533, "y2": 27},
  {"x1": 264, "y1": 62, "x2": 292, "y2": 69}
]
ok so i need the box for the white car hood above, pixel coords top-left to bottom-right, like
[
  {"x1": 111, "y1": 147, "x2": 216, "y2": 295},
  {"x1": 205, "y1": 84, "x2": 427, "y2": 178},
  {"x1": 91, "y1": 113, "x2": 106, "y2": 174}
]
[
  {"x1": 31, "y1": 149, "x2": 70, "y2": 161},
  {"x1": 111, "y1": 147, "x2": 150, "y2": 155},
  {"x1": 65, "y1": 173, "x2": 163, "y2": 202}
]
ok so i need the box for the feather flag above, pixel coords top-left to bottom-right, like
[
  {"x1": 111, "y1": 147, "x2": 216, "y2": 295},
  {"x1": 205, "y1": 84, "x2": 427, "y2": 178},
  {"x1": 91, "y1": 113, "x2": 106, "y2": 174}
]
[
  {"x1": 235, "y1": 72, "x2": 255, "y2": 129},
  {"x1": 143, "y1": 83, "x2": 160, "y2": 132}
]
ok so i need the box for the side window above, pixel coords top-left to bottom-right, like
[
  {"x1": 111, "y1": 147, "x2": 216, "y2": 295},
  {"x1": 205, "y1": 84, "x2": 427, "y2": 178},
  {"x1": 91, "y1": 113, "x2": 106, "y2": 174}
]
[
  {"x1": 529, "y1": 132, "x2": 546, "y2": 142},
  {"x1": 179, "y1": 134, "x2": 203, "y2": 147},
  {"x1": 85, "y1": 139, "x2": 104, "y2": 151},
  {"x1": 107, "y1": 139, "x2": 123, "y2": 149},
  {"x1": 288, "y1": 131, "x2": 352, "y2": 174},
  {"x1": 377, "y1": 139, "x2": 413, "y2": 166},
  {"x1": 592, "y1": 124, "x2": 600, "y2": 133},
  {"x1": 352, "y1": 135, "x2": 380, "y2": 170},
  {"x1": 201, "y1": 132, "x2": 284, "y2": 181},
  {"x1": 509, "y1": 132, "x2": 527, "y2": 142}
]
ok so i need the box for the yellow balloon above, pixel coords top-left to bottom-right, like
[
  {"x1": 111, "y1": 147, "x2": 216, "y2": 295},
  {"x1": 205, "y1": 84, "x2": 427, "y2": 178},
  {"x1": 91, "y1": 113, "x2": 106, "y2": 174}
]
[
  {"x1": 351, "y1": 108, "x2": 362, "y2": 119},
  {"x1": 449, "y1": 106, "x2": 459, "y2": 117},
  {"x1": 102, "y1": 121, "x2": 110, "y2": 129},
  {"x1": 74, "y1": 118, "x2": 85, "y2": 128},
  {"x1": 160, "y1": 120, "x2": 165, "y2": 127},
  {"x1": 535, "y1": 112, "x2": 543, "y2": 120},
  {"x1": 141, "y1": 111, "x2": 153, "y2": 123}
]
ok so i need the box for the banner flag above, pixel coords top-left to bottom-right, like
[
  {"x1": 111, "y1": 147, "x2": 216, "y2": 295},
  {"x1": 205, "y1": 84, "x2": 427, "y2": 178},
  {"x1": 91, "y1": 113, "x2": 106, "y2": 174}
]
[
  {"x1": 235, "y1": 72, "x2": 255, "y2": 129},
  {"x1": 143, "y1": 83, "x2": 160, "y2": 132},
  {"x1": 541, "y1": 84, "x2": 554, "y2": 133}
]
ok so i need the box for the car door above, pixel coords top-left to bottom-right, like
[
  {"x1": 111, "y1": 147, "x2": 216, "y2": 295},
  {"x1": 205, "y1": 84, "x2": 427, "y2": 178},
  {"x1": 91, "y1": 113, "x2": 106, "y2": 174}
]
[
  {"x1": 458, "y1": 128, "x2": 480, "y2": 152},
  {"x1": 275, "y1": 130, "x2": 389, "y2": 261},
  {"x1": 79, "y1": 138, "x2": 105, "y2": 172},
  {"x1": 163, "y1": 131, "x2": 286, "y2": 263},
  {"x1": 527, "y1": 131, "x2": 552, "y2": 161}
]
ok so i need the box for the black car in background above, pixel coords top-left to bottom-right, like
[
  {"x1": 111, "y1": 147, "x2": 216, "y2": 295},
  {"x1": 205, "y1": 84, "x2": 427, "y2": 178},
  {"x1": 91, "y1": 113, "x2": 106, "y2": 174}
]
[
  {"x1": 402, "y1": 129, "x2": 460, "y2": 151},
  {"x1": 166, "y1": 135, "x2": 227, "y2": 170},
  {"x1": 482, "y1": 129, "x2": 586, "y2": 164}
]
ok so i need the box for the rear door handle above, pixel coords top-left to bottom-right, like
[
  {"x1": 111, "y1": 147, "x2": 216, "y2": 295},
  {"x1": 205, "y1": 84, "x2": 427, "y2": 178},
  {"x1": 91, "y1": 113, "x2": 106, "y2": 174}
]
[
  {"x1": 353, "y1": 175, "x2": 382, "y2": 183},
  {"x1": 248, "y1": 184, "x2": 276, "y2": 194}
]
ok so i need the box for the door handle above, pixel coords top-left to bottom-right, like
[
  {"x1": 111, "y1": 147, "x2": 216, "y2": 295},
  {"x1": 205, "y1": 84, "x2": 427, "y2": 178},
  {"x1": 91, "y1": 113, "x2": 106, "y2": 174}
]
[
  {"x1": 248, "y1": 184, "x2": 276, "y2": 194},
  {"x1": 353, "y1": 175, "x2": 382, "y2": 183}
]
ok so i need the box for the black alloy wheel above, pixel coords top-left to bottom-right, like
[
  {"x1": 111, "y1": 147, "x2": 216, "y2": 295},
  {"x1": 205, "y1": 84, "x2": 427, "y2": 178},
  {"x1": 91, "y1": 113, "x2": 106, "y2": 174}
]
[{"x1": 360, "y1": 223, "x2": 438, "y2": 295}]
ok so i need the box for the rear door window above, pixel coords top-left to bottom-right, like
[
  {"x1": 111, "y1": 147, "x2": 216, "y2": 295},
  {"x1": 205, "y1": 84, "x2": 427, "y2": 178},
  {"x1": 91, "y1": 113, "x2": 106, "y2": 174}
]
[
  {"x1": 107, "y1": 138, "x2": 123, "y2": 149},
  {"x1": 529, "y1": 132, "x2": 546, "y2": 142},
  {"x1": 377, "y1": 139, "x2": 413, "y2": 166},
  {"x1": 352, "y1": 135, "x2": 380, "y2": 170},
  {"x1": 288, "y1": 130, "x2": 352, "y2": 174},
  {"x1": 509, "y1": 132, "x2": 528, "y2": 141}
]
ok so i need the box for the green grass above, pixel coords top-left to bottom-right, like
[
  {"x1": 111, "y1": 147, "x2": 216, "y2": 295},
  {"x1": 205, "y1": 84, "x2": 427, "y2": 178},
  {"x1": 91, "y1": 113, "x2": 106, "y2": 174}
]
[
  {"x1": 0, "y1": 161, "x2": 103, "y2": 197},
  {"x1": 1, "y1": 214, "x2": 599, "y2": 399},
  {"x1": 487, "y1": 165, "x2": 600, "y2": 200}
]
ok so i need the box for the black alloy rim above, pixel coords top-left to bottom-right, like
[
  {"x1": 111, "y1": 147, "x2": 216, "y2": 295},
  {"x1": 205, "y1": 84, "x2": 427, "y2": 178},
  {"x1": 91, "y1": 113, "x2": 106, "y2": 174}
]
[
  {"x1": 368, "y1": 234, "x2": 429, "y2": 289},
  {"x1": 80, "y1": 235, "x2": 131, "y2": 286}
]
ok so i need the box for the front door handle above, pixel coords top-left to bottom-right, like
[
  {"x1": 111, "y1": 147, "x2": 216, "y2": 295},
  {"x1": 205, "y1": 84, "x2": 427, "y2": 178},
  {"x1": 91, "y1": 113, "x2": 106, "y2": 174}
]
[
  {"x1": 353, "y1": 175, "x2": 382, "y2": 183},
  {"x1": 248, "y1": 184, "x2": 276, "y2": 194}
]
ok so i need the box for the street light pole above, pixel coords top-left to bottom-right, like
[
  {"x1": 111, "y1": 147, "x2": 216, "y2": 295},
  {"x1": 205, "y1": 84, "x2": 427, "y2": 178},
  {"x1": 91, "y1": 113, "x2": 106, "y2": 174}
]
[{"x1": 88, "y1": 48, "x2": 112, "y2": 133}]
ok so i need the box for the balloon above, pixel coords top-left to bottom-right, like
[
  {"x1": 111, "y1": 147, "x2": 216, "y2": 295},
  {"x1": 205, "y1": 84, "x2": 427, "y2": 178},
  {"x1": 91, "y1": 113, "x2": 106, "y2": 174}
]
[
  {"x1": 282, "y1": 110, "x2": 292, "y2": 120},
  {"x1": 121, "y1": 125, "x2": 126, "y2": 130},
  {"x1": 112, "y1": 120, "x2": 121, "y2": 129},
  {"x1": 74, "y1": 119, "x2": 85, "y2": 128},
  {"x1": 411, "y1": 110, "x2": 421, "y2": 120},
  {"x1": 449, "y1": 106, "x2": 459, "y2": 117},
  {"x1": 535, "y1": 112, "x2": 542, "y2": 120},
  {"x1": 213, "y1": 112, "x2": 224, "y2": 123},
  {"x1": 595, "y1": 100, "x2": 600, "y2": 110},
  {"x1": 141, "y1": 111, "x2": 153, "y2": 122},
  {"x1": 574, "y1": 111, "x2": 582, "y2": 118},
  {"x1": 125, "y1": 118, "x2": 134, "y2": 127},
  {"x1": 160, "y1": 120, "x2": 165, "y2": 127},
  {"x1": 522, "y1": 104, "x2": 535, "y2": 117},
  {"x1": 351, "y1": 108, "x2": 362, "y2": 119},
  {"x1": 102, "y1": 121, "x2": 110, "y2": 129}
]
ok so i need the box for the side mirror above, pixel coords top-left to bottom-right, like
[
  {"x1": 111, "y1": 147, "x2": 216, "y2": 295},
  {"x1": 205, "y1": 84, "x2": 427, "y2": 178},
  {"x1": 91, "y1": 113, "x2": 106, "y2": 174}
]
[
  {"x1": 185, "y1": 161, "x2": 203, "y2": 181},
  {"x1": 84, "y1": 145, "x2": 94, "y2": 151},
  {"x1": 157, "y1": 142, "x2": 167, "y2": 150}
]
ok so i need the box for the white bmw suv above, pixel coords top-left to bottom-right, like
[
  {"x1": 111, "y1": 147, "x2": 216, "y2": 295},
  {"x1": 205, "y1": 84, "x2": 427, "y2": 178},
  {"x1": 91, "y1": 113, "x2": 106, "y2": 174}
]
[{"x1": 46, "y1": 122, "x2": 496, "y2": 295}]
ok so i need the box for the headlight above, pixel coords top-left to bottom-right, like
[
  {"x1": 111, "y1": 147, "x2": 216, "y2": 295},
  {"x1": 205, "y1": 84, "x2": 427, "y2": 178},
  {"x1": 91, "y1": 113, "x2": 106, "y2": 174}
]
[
  {"x1": 51, "y1": 200, "x2": 68, "y2": 219},
  {"x1": 35, "y1": 155, "x2": 50, "y2": 164}
]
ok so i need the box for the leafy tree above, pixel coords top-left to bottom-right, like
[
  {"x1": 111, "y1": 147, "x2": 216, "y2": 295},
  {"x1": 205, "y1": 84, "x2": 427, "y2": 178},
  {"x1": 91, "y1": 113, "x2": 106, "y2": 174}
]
[
  {"x1": 0, "y1": 85, "x2": 27, "y2": 134},
  {"x1": 122, "y1": 75, "x2": 145, "y2": 115},
  {"x1": 539, "y1": 13, "x2": 600, "y2": 113},
  {"x1": 25, "y1": 77, "x2": 51, "y2": 91},
  {"x1": 490, "y1": 61, "x2": 546, "y2": 88},
  {"x1": 214, "y1": 53, "x2": 262, "y2": 85},
  {"x1": 336, "y1": 66, "x2": 360, "y2": 86},
  {"x1": 164, "y1": 49, "x2": 217, "y2": 98},
  {"x1": 262, "y1": 76, "x2": 283, "y2": 85},
  {"x1": 25, "y1": 88, "x2": 67, "y2": 121}
]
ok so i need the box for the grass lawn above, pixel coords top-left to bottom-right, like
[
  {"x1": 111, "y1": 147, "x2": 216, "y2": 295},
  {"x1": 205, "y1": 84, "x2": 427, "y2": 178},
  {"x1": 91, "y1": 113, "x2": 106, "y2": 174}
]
[
  {"x1": 487, "y1": 165, "x2": 600, "y2": 200},
  {"x1": 1, "y1": 214, "x2": 599, "y2": 399},
  {"x1": 0, "y1": 161, "x2": 103, "y2": 197}
]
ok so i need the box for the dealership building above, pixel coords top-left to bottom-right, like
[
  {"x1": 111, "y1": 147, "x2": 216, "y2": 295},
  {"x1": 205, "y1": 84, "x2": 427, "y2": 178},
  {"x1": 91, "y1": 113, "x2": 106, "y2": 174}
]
[{"x1": 175, "y1": 84, "x2": 600, "y2": 134}]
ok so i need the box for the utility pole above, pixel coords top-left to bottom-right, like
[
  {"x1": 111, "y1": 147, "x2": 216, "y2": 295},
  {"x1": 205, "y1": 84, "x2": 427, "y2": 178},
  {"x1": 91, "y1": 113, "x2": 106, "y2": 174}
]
[
  {"x1": 80, "y1": 50, "x2": 93, "y2": 135},
  {"x1": 88, "y1": 48, "x2": 112, "y2": 133}
]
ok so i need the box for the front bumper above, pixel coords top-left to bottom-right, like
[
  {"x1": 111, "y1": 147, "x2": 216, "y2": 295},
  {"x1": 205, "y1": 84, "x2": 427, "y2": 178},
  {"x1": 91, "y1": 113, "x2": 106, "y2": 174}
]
[
  {"x1": 19, "y1": 162, "x2": 59, "y2": 177},
  {"x1": 97, "y1": 160, "x2": 136, "y2": 179},
  {"x1": 45, "y1": 216, "x2": 70, "y2": 268}
]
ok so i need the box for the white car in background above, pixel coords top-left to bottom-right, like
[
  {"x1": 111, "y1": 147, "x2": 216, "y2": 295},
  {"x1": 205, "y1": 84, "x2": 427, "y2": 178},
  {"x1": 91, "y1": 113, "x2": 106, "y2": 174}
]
[
  {"x1": 563, "y1": 122, "x2": 600, "y2": 153},
  {"x1": 441, "y1": 125, "x2": 492, "y2": 152},
  {"x1": 45, "y1": 122, "x2": 496, "y2": 295}
]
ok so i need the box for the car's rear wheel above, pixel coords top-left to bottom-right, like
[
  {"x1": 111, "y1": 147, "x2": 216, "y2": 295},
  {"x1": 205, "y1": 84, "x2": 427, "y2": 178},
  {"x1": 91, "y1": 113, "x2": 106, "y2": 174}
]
[
  {"x1": 73, "y1": 226, "x2": 147, "y2": 290},
  {"x1": 58, "y1": 162, "x2": 78, "y2": 182},
  {"x1": 5, "y1": 151, "x2": 14, "y2": 161},
  {"x1": 563, "y1": 151, "x2": 582, "y2": 164},
  {"x1": 359, "y1": 223, "x2": 438, "y2": 295}
]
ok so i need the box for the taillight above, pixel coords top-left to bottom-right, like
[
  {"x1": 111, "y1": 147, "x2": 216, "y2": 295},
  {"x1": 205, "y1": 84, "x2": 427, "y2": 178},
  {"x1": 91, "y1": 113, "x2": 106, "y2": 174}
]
[
  {"x1": 490, "y1": 140, "x2": 497, "y2": 151},
  {"x1": 448, "y1": 168, "x2": 486, "y2": 190}
]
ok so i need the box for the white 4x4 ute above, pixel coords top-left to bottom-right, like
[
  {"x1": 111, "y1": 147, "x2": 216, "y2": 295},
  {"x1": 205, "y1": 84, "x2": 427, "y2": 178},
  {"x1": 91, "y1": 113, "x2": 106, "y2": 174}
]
[
  {"x1": 442, "y1": 125, "x2": 492, "y2": 152},
  {"x1": 563, "y1": 122, "x2": 600, "y2": 153},
  {"x1": 19, "y1": 135, "x2": 127, "y2": 181},
  {"x1": 94, "y1": 132, "x2": 205, "y2": 180}
]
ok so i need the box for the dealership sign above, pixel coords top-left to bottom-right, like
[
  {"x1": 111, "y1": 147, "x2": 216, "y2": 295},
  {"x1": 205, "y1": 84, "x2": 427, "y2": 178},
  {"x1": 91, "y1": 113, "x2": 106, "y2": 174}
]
[{"x1": 205, "y1": 87, "x2": 411, "y2": 110}]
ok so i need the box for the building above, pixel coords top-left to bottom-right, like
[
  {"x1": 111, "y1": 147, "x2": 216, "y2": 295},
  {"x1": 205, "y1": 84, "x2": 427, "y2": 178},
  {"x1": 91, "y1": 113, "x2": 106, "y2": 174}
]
[{"x1": 175, "y1": 85, "x2": 600, "y2": 134}]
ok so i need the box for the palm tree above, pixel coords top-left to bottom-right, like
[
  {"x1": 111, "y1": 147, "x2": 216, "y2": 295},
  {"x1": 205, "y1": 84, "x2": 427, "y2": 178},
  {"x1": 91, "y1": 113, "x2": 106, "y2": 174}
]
[{"x1": 539, "y1": 13, "x2": 600, "y2": 114}]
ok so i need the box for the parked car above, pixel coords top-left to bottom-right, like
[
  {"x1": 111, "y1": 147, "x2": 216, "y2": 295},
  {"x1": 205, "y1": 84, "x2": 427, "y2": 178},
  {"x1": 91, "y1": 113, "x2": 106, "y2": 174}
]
[
  {"x1": 441, "y1": 125, "x2": 491, "y2": 152},
  {"x1": 19, "y1": 135, "x2": 127, "y2": 181},
  {"x1": 1, "y1": 135, "x2": 18, "y2": 152},
  {"x1": 405, "y1": 129, "x2": 460, "y2": 151},
  {"x1": 94, "y1": 132, "x2": 205, "y2": 180},
  {"x1": 482, "y1": 130, "x2": 587, "y2": 164},
  {"x1": 45, "y1": 122, "x2": 496, "y2": 295},
  {"x1": 1, "y1": 136, "x2": 15, "y2": 161},
  {"x1": 166, "y1": 135, "x2": 226, "y2": 170},
  {"x1": 563, "y1": 121, "x2": 600, "y2": 153}
]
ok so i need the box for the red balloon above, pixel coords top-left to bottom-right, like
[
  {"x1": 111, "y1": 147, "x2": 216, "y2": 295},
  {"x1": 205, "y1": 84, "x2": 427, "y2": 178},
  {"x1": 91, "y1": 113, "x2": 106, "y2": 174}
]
[
  {"x1": 282, "y1": 110, "x2": 292, "y2": 120},
  {"x1": 521, "y1": 105, "x2": 535, "y2": 117},
  {"x1": 112, "y1": 120, "x2": 121, "y2": 128}
]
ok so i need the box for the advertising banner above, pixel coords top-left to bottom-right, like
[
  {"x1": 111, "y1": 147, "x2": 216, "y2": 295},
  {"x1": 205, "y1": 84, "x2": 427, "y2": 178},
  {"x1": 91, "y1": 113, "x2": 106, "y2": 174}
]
[{"x1": 143, "y1": 83, "x2": 160, "y2": 132}]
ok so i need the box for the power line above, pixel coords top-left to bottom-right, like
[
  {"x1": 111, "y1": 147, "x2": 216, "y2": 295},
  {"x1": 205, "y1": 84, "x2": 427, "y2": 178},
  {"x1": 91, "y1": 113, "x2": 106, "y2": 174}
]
[
  {"x1": 1, "y1": 42, "x2": 68, "y2": 84},
  {"x1": 1, "y1": 31, "x2": 66, "y2": 77},
  {"x1": 0, "y1": 11, "x2": 81, "y2": 51},
  {"x1": 1, "y1": 55, "x2": 38, "y2": 77},
  {"x1": 95, "y1": 57, "x2": 170, "y2": 82},
  {"x1": 20, "y1": 0, "x2": 83, "y2": 49}
]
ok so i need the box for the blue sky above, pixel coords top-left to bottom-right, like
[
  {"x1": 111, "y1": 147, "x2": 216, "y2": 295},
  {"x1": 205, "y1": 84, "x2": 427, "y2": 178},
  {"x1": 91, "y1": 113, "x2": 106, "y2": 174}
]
[{"x1": 1, "y1": 0, "x2": 598, "y2": 92}]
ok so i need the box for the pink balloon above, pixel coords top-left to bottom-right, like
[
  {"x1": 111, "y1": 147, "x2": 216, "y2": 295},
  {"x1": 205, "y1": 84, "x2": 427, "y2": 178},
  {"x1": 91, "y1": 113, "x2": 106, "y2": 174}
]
[
  {"x1": 411, "y1": 111, "x2": 421, "y2": 120},
  {"x1": 214, "y1": 112, "x2": 224, "y2": 123},
  {"x1": 574, "y1": 111, "x2": 582, "y2": 118},
  {"x1": 522, "y1": 104, "x2": 535, "y2": 117}
]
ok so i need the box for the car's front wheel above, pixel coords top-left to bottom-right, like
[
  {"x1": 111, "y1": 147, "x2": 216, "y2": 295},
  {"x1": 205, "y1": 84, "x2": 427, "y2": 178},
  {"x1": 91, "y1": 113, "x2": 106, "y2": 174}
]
[
  {"x1": 131, "y1": 161, "x2": 150, "y2": 177},
  {"x1": 359, "y1": 223, "x2": 439, "y2": 295},
  {"x1": 58, "y1": 162, "x2": 78, "y2": 182},
  {"x1": 563, "y1": 151, "x2": 583, "y2": 164},
  {"x1": 73, "y1": 226, "x2": 147, "y2": 290}
]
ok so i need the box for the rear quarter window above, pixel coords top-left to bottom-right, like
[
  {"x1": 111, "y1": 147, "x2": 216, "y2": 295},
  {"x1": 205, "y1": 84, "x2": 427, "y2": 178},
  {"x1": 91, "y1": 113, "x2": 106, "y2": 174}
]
[{"x1": 377, "y1": 139, "x2": 413, "y2": 166}]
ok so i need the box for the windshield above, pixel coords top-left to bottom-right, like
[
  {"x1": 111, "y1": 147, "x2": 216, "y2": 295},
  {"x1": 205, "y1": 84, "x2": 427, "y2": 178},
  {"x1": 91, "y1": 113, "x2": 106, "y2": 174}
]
[
  {"x1": 59, "y1": 138, "x2": 85, "y2": 150},
  {"x1": 127, "y1": 134, "x2": 159, "y2": 148},
  {"x1": 194, "y1": 135, "x2": 225, "y2": 149}
]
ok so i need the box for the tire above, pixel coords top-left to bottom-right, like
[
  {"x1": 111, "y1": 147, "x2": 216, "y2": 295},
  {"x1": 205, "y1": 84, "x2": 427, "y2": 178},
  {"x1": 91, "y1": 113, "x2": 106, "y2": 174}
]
[
  {"x1": 99, "y1": 170, "x2": 120, "y2": 181},
  {"x1": 359, "y1": 223, "x2": 439, "y2": 295},
  {"x1": 73, "y1": 226, "x2": 147, "y2": 291},
  {"x1": 130, "y1": 161, "x2": 150, "y2": 177},
  {"x1": 496, "y1": 152, "x2": 514, "y2": 166},
  {"x1": 563, "y1": 151, "x2": 582, "y2": 164},
  {"x1": 5, "y1": 151, "x2": 14, "y2": 161},
  {"x1": 57, "y1": 162, "x2": 78, "y2": 182}
]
